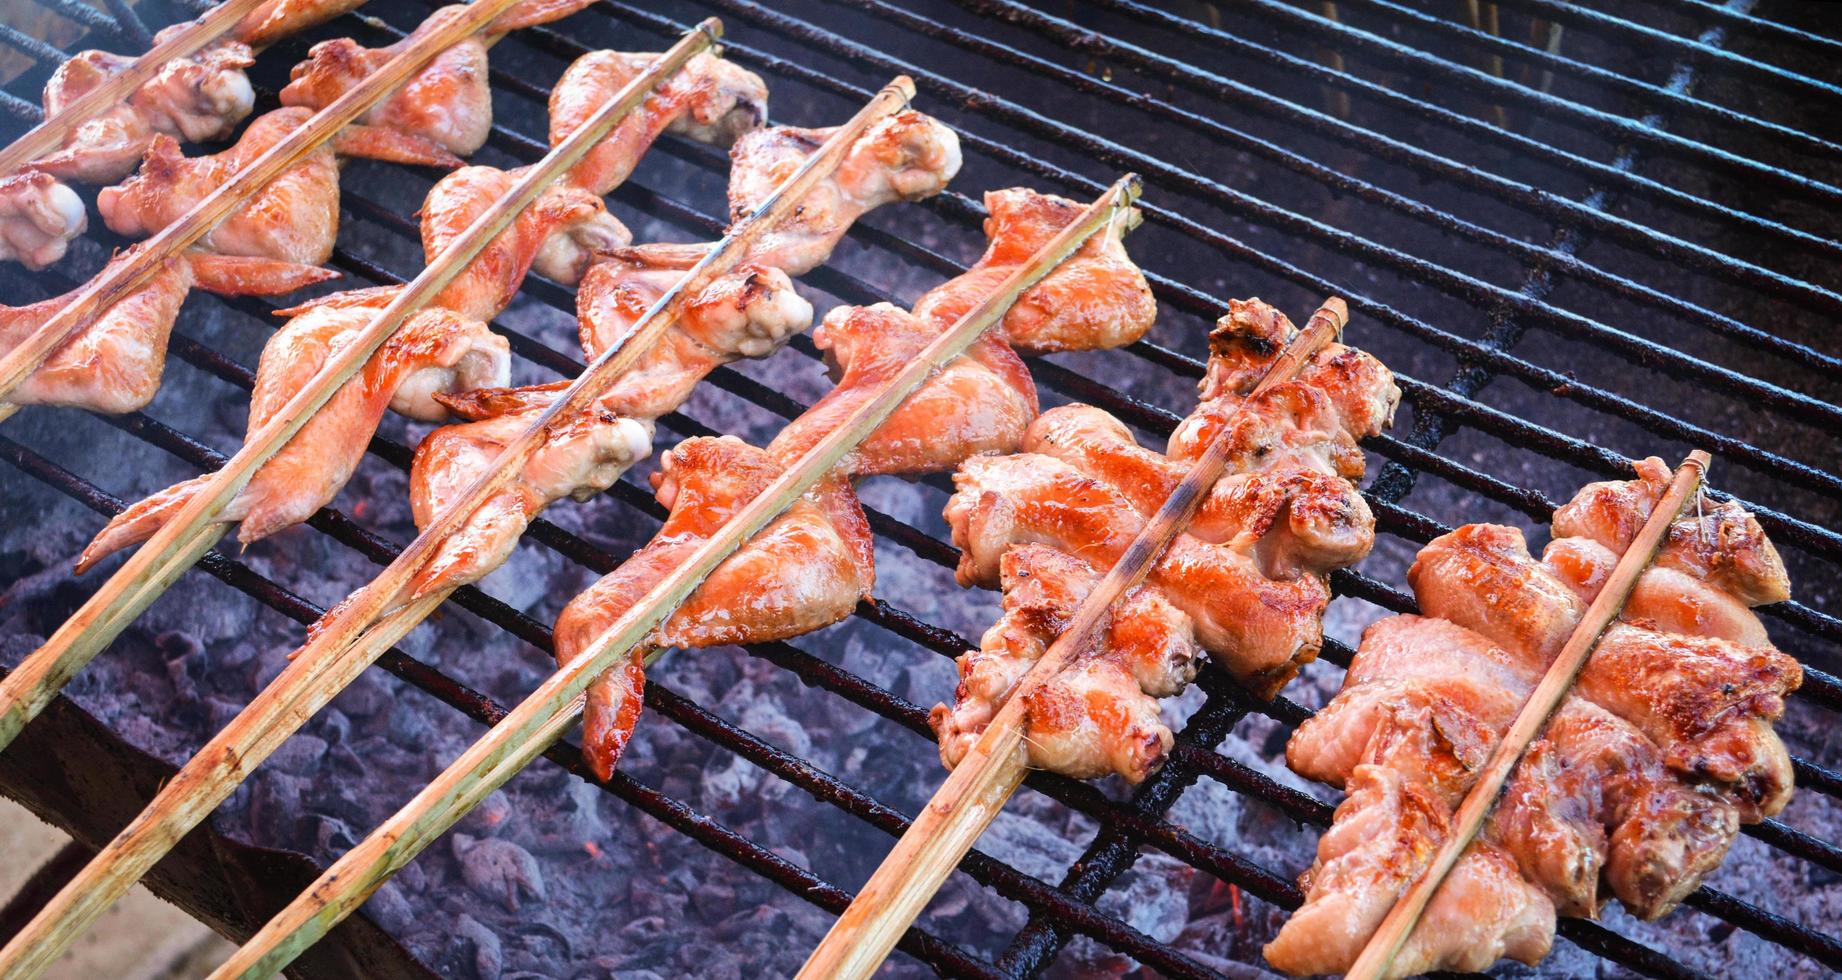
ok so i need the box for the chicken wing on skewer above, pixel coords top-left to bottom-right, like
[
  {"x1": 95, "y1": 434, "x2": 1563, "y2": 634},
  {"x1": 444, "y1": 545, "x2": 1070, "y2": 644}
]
[
  {"x1": 764, "y1": 187, "x2": 1155, "y2": 477},
  {"x1": 96, "y1": 107, "x2": 461, "y2": 266},
  {"x1": 929, "y1": 298, "x2": 1397, "y2": 782},
  {"x1": 388, "y1": 112, "x2": 964, "y2": 607},
  {"x1": 0, "y1": 172, "x2": 87, "y2": 271},
  {"x1": 1269, "y1": 462, "x2": 1803, "y2": 977},
  {"x1": 78, "y1": 302, "x2": 508, "y2": 571},
  {"x1": 231, "y1": 0, "x2": 368, "y2": 49},
  {"x1": 279, "y1": 0, "x2": 598, "y2": 157},
  {"x1": 549, "y1": 50, "x2": 765, "y2": 196},
  {"x1": 554, "y1": 437, "x2": 875, "y2": 777},
  {"x1": 1, "y1": 248, "x2": 334, "y2": 414},
  {"x1": 28, "y1": 26, "x2": 255, "y2": 185}
]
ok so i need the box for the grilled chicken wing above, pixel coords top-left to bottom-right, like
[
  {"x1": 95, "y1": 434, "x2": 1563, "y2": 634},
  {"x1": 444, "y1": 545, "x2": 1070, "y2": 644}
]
[
  {"x1": 78, "y1": 303, "x2": 508, "y2": 570},
  {"x1": 549, "y1": 50, "x2": 765, "y2": 196},
  {"x1": 553, "y1": 437, "x2": 874, "y2": 778},
  {"x1": 0, "y1": 171, "x2": 86, "y2": 271},
  {"x1": 30, "y1": 27, "x2": 254, "y2": 185},
  {"x1": 231, "y1": 0, "x2": 368, "y2": 48},
  {"x1": 279, "y1": 0, "x2": 596, "y2": 157},
  {"x1": 1264, "y1": 764, "x2": 1555, "y2": 979},
  {"x1": 1273, "y1": 461, "x2": 1802, "y2": 976},
  {"x1": 1, "y1": 249, "x2": 334, "y2": 414},
  {"x1": 945, "y1": 449, "x2": 1330, "y2": 699},
  {"x1": 910, "y1": 187, "x2": 1155, "y2": 355},
  {"x1": 723, "y1": 112, "x2": 962, "y2": 273},
  {"x1": 930, "y1": 544, "x2": 1197, "y2": 781},
  {"x1": 96, "y1": 107, "x2": 460, "y2": 266},
  {"x1": 392, "y1": 264, "x2": 811, "y2": 603},
  {"x1": 931, "y1": 298, "x2": 1395, "y2": 783}
]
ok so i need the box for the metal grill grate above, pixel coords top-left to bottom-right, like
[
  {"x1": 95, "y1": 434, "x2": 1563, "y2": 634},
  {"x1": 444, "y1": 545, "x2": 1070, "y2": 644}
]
[{"x1": 3, "y1": 0, "x2": 1841, "y2": 976}]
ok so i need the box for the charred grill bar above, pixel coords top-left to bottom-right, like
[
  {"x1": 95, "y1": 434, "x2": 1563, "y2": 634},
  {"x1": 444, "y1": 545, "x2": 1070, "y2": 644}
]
[{"x1": 1, "y1": 0, "x2": 1839, "y2": 977}]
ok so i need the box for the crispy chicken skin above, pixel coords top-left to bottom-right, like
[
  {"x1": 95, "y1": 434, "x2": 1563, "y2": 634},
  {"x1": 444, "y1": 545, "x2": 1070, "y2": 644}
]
[
  {"x1": 0, "y1": 249, "x2": 334, "y2": 414},
  {"x1": 29, "y1": 26, "x2": 254, "y2": 185},
  {"x1": 549, "y1": 50, "x2": 766, "y2": 195},
  {"x1": 97, "y1": 107, "x2": 460, "y2": 267},
  {"x1": 933, "y1": 298, "x2": 1397, "y2": 782},
  {"x1": 1265, "y1": 765, "x2": 1555, "y2": 979},
  {"x1": 397, "y1": 110, "x2": 967, "y2": 607},
  {"x1": 1272, "y1": 460, "x2": 1801, "y2": 976},
  {"x1": 554, "y1": 438, "x2": 875, "y2": 778},
  {"x1": 278, "y1": 0, "x2": 598, "y2": 157},
  {"x1": 79, "y1": 304, "x2": 507, "y2": 571},
  {"x1": 930, "y1": 544, "x2": 1196, "y2": 781}
]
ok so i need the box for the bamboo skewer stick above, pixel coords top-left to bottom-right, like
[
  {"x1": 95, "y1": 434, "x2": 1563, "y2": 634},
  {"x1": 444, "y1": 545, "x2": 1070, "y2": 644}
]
[
  {"x1": 0, "y1": 0, "x2": 517, "y2": 414},
  {"x1": 0, "y1": 12, "x2": 716, "y2": 760},
  {"x1": 0, "y1": 25, "x2": 726, "y2": 979},
  {"x1": 1346, "y1": 450, "x2": 1711, "y2": 980},
  {"x1": 0, "y1": 0, "x2": 274, "y2": 177},
  {"x1": 208, "y1": 172, "x2": 1145, "y2": 980},
  {"x1": 798, "y1": 296, "x2": 1350, "y2": 980},
  {"x1": 160, "y1": 72, "x2": 913, "y2": 768}
]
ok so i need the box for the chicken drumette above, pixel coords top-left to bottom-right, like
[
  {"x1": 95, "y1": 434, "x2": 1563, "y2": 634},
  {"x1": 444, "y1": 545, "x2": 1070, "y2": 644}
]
[
  {"x1": 96, "y1": 106, "x2": 460, "y2": 266},
  {"x1": 1, "y1": 248, "x2": 334, "y2": 414}
]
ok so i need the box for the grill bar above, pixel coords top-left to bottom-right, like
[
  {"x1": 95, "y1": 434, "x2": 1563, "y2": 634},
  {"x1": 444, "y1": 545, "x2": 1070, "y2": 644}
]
[
  {"x1": 1354, "y1": 0, "x2": 1842, "y2": 159},
  {"x1": 1088, "y1": 0, "x2": 1839, "y2": 258},
  {"x1": 4, "y1": 0, "x2": 1839, "y2": 975},
  {"x1": 581, "y1": 1, "x2": 1842, "y2": 554},
  {"x1": 1234, "y1": 0, "x2": 1842, "y2": 201},
  {"x1": 1492, "y1": 0, "x2": 1842, "y2": 99}
]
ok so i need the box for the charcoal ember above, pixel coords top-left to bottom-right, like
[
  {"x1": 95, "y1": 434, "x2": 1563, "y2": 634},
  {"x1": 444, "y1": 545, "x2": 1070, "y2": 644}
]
[
  {"x1": 333, "y1": 669, "x2": 392, "y2": 718},
  {"x1": 397, "y1": 859, "x2": 429, "y2": 894},
  {"x1": 363, "y1": 880, "x2": 416, "y2": 936},
  {"x1": 453, "y1": 913, "x2": 505, "y2": 980},
  {"x1": 521, "y1": 781, "x2": 605, "y2": 855},
  {"x1": 454, "y1": 834, "x2": 548, "y2": 911},
  {"x1": 312, "y1": 814, "x2": 357, "y2": 853},
  {"x1": 387, "y1": 696, "x2": 437, "y2": 745},
  {"x1": 316, "y1": 706, "x2": 353, "y2": 745},
  {"x1": 204, "y1": 696, "x2": 246, "y2": 731},
  {"x1": 156, "y1": 630, "x2": 206, "y2": 701},
  {"x1": 247, "y1": 770, "x2": 305, "y2": 848},
  {"x1": 459, "y1": 789, "x2": 518, "y2": 838},
  {"x1": 626, "y1": 877, "x2": 687, "y2": 922},
  {"x1": 266, "y1": 733, "x2": 328, "y2": 776}
]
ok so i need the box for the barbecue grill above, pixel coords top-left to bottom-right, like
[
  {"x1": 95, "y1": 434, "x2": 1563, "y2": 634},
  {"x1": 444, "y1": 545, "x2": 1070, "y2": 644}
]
[{"x1": 2, "y1": 0, "x2": 1840, "y2": 976}]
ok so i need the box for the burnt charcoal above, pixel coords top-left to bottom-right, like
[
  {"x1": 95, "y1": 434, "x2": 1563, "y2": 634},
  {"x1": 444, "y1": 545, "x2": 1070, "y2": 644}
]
[
  {"x1": 522, "y1": 781, "x2": 605, "y2": 855},
  {"x1": 316, "y1": 707, "x2": 352, "y2": 745},
  {"x1": 247, "y1": 771, "x2": 304, "y2": 848},
  {"x1": 459, "y1": 789, "x2": 517, "y2": 839},
  {"x1": 267, "y1": 733, "x2": 328, "y2": 776},
  {"x1": 627, "y1": 878, "x2": 688, "y2": 922},
  {"x1": 396, "y1": 860, "x2": 428, "y2": 895},
  {"x1": 312, "y1": 814, "x2": 357, "y2": 853},
  {"x1": 387, "y1": 698, "x2": 437, "y2": 746},
  {"x1": 156, "y1": 630, "x2": 206, "y2": 701},
  {"x1": 364, "y1": 881, "x2": 416, "y2": 936},
  {"x1": 333, "y1": 670, "x2": 392, "y2": 718},
  {"x1": 454, "y1": 834, "x2": 548, "y2": 911},
  {"x1": 690, "y1": 882, "x2": 735, "y2": 920},
  {"x1": 454, "y1": 913, "x2": 505, "y2": 980},
  {"x1": 616, "y1": 915, "x2": 670, "y2": 946}
]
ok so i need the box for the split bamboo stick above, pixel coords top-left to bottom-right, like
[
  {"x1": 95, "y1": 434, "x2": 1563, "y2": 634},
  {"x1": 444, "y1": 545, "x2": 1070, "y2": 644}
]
[
  {"x1": 0, "y1": 13, "x2": 718, "y2": 759},
  {"x1": 0, "y1": 0, "x2": 273, "y2": 178},
  {"x1": 207, "y1": 172, "x2": 1145, "y2": 980},
  {"x1": 1345, "y1": 450, "x2": 1711, "y2": 980},
  {"x1": 0, "y1": 0, "x2": 517, "y2": 413},
  {"x1": 797, "y1": 296, "x2": 1351, "y2": 980},
  {"x1": 0, "y1": 24, "x2": 729, "y2": 978},
  {"x1": 0, "y1": 25, "x2": 726, "y2": 977}
]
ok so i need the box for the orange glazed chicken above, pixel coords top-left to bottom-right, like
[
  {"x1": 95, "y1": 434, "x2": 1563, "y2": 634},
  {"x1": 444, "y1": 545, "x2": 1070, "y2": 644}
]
[
  {"x1": 931, "y1": 298, "x2": 1398, "y2": 782},
  {"x1": 550, "y1": 184, "x2": 1156, "y2": 779},
  {"x1": 1268, "y1": 460, "x2": 1802, "y2": 977},
  {"x1": 384, "y1": 111, "x2": 964, "y2": 611}
]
